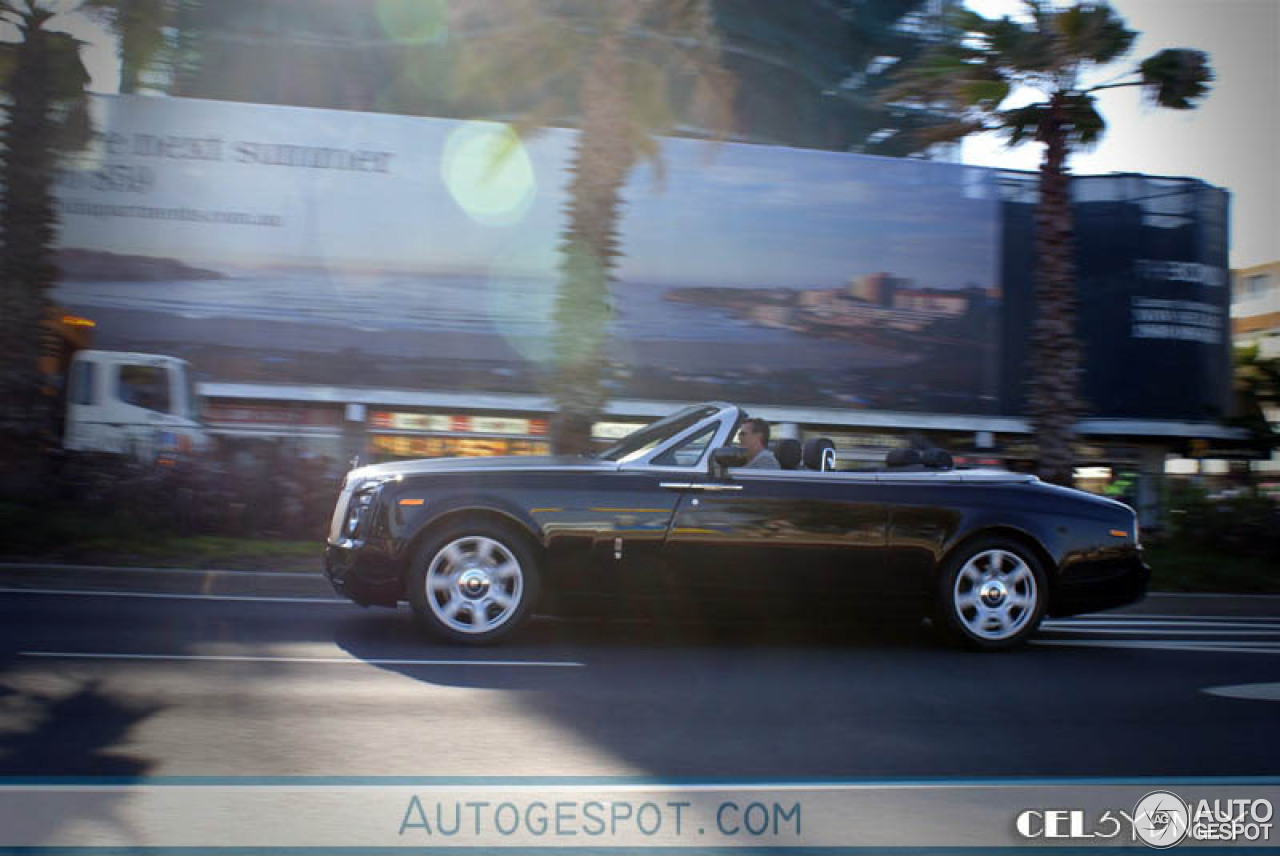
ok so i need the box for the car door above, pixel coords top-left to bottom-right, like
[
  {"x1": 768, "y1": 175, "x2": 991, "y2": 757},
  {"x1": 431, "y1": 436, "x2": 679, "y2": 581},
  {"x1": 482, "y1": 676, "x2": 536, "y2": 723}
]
[
  {"x1": 661, "y1": 467, "x2": 891, "y2": 613},
  {"x1": 546, "y1": 423, "x2": 723, "y2": 609}
]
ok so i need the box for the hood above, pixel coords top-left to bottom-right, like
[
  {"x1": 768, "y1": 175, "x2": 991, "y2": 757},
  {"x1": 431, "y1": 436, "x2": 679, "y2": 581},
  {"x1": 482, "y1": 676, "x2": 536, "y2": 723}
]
[
  {"x1": 1031, "y1": 478, "x2": 1136, "y2": 515},
  {"x1": 346, "y1": 454, "x2": 615, "y2": 483}
]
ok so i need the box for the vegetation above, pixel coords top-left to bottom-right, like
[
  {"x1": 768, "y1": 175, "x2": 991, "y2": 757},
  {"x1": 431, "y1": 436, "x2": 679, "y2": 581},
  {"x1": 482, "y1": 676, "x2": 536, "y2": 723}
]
[
  {"x1": 454, "y1": 0, "x2": 734, "y2": 453},
  {"x1": 889, "y1": 0, "x2": 1212, "y2": 485},
  {"x1": 1231, "y1": 344, "x2": 1280, "y2": 461},
  {"x1": 0, "y1": 0, "x2": 167, "y2": 491},
  {"x1": 1151, "y1": 481, "x2": 1280, "y2": 593}
]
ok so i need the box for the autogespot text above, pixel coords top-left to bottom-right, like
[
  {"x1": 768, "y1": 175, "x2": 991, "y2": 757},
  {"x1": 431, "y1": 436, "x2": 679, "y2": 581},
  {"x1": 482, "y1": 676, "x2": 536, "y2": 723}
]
[{"x1": 399, "y1": 796, "x2": 802, "y2": 840}]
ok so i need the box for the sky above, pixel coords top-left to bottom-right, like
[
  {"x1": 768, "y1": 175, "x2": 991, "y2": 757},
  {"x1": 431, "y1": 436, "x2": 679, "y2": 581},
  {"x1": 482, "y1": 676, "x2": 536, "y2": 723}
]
[{"x1": 962, "y1": 0, "x2": 1279, "y2": 269}]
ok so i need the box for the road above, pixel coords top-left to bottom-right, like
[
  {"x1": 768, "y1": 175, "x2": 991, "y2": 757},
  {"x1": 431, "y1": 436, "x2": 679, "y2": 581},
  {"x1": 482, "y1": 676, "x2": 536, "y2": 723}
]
[{"x1": 1, "y1": 565, "x2": 1278, "y2": 779}]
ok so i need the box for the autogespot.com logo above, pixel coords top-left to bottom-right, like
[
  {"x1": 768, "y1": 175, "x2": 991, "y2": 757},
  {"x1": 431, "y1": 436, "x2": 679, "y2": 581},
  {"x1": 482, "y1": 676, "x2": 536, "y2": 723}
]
[
  {"x1": 1132, "y1": 791, "x2": 1191, "y2": 849},
  {"x1": 1017, "y1": 791, "x2": 1272, "y2": 847}
]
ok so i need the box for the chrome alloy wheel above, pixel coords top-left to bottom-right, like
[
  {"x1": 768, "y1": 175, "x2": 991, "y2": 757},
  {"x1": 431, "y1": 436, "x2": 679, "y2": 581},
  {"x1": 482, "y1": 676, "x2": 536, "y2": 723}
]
[
  {"x1": 952, "y1": 548, "x2": 1038, "y2": 642},
  {"x1": 425, "y1": 536, "x2": 524, "y2": 635}
]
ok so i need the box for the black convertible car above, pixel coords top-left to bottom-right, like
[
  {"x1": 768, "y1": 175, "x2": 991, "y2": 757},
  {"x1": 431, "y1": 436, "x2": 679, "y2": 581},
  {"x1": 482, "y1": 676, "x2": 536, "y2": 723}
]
[{"x1": 325, "y1": 402, "x2": 1147, "y2": 650}]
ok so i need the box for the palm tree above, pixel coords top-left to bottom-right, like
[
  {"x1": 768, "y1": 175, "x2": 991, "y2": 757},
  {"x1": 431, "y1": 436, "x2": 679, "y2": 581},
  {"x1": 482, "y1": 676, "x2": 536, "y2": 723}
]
[
  {"x1": 888, "y1": 0, "x2": 1211, "y2": 485},
  {"x1": 1232, "y1": 344, "x2": 1280, "y2": 465},
  {"x1": 453, "y1": 0, "x2": 734, "y2": 453},
  {"x1": 0, "y1": 0, "x2": 167, "y2": 478}
]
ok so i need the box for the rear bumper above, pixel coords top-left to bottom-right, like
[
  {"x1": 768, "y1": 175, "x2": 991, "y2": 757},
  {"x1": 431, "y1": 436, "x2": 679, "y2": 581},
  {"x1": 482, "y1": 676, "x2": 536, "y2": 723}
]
[
  {"x1": 1050, "y1": 553, "x2": 1150, "y2": 618},
  {"x1": 325, "y1": 540, "x2": 402, "y2": 607}
]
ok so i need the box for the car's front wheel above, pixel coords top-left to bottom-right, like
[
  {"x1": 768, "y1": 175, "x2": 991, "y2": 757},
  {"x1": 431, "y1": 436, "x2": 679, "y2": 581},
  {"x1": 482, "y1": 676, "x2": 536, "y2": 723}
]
[
  {"x1": 936, "y1": 537, "x2": 1047, "y2": 651},
  {"x1": 409, "y1": 520, "x2": 539, "y2": 644}
]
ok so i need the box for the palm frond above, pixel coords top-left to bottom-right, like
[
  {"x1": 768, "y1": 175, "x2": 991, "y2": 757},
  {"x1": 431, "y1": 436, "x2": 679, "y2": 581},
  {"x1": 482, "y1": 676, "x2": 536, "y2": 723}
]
[
  {"x1": 1061, "y1": 92, "x2": 1105, "y2": 146},
  {"x1": 1054, "y1": 3, "x2": 1135, "y2": 66},
  {"x1": 1139, "y1": 48, "x2": 1213, "y2": 109},
  {"x1": 0, "y1": 42, "x2": 15, "y2": 88},
  {"x1": 43, "y1": 29, "x2": 89, "y2": 100},
  {"x1": 1000, "y1": 103, "x2": 1047, "y2": 146}
]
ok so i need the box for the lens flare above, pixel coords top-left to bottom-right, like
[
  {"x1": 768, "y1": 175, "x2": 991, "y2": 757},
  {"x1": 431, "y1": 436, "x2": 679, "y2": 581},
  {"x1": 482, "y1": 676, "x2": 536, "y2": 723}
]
[
  {"x1": 485, "y1": 240, "x2": 557, "y2": 366},
  {"x1": 375, "y1": 0, "x2": 448, "y2": 45},
  {"x1": 441, "y1": 122, "x2": 536, "y2": 227}
]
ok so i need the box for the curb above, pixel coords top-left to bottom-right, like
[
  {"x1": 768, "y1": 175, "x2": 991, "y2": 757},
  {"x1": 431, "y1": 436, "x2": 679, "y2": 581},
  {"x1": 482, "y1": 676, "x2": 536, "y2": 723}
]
[{"x1": 0, "y1": 562, "x2": 333, "y2": 599}]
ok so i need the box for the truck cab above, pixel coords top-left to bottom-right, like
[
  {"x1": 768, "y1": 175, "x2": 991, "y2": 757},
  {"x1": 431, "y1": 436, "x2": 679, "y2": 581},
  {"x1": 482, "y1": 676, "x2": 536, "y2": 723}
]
[{"x1": 63, "y1": 350, "x2": 208, "y2": 461}]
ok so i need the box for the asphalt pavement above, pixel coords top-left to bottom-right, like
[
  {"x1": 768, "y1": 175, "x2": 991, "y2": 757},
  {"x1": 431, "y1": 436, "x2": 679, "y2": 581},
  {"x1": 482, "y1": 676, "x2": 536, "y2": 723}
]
[{"x1": 1, "y1": 564, "x2": 1278, "y2": 779}]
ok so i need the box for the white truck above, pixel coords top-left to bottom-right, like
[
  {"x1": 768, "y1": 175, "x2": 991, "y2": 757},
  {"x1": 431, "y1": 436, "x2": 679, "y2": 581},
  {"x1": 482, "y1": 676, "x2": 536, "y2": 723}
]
[{"x1": 62, "y1": 349, "x2": 209, "y2": 461}]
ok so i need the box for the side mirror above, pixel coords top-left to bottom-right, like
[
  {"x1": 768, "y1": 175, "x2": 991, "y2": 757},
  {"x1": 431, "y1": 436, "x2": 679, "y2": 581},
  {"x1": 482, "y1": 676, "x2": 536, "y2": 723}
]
[{"x1": 710, "y1": 445, "x2": 749, "y2": 477}]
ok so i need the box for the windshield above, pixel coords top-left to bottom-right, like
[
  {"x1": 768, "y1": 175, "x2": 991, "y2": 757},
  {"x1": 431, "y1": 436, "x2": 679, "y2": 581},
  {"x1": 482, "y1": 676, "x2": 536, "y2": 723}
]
[{"x1": 595, "y1": 405, "x2": 721, "y2": 463}]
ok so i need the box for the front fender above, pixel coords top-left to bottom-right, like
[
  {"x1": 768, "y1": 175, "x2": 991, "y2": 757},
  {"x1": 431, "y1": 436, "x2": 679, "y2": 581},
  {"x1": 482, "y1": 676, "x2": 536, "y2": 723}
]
[{"x1": 385, "y1": 489, "x2": 545, "y2": 562}]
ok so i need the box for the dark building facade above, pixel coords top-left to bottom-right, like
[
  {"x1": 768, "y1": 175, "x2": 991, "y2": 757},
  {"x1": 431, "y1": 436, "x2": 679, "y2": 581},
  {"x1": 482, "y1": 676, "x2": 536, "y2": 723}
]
[{"x1": 999, "y1": 172, "x2": 1232, "y2": 424}]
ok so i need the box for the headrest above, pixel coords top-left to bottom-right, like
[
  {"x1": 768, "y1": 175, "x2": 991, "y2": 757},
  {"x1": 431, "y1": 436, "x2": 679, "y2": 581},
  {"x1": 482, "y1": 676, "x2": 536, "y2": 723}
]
[
  {"x1": 922, "y1": 448, "x2": 954, "y2": 470},
  {"x1": 886, "y1": 447, "x2": 922, "y2": 468},
  {"x1": 772, "y1": 438, "x2": 802, "y2": 470},
  {"x1": 803, "y1": 437, "x2": 836, "y2": 471}
]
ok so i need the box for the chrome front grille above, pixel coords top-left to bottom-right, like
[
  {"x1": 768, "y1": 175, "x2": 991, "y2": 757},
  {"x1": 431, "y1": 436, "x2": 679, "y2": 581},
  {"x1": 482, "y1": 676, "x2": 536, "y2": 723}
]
[{"x1": 328, "y1": 485, "x2": 354, "y2": 542}]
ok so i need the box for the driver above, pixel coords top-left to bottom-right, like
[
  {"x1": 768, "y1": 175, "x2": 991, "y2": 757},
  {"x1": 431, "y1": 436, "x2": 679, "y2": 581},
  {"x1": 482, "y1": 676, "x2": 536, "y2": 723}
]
[{"x1": 737, "y1": 417, "x2": 780, "y2": 469}]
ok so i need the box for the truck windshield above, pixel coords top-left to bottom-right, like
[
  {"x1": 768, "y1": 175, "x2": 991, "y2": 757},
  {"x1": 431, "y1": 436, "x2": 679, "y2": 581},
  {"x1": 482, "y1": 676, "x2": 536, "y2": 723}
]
[{"x1": 117, "y1": 364, "x2": 172, "y2": 414}]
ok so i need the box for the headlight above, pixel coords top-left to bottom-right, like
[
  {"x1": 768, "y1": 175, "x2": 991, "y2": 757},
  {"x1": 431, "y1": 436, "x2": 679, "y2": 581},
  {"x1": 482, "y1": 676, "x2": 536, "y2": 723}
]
[{"x1": 344, "y1": 490, "x2": 376, "y2": 538}]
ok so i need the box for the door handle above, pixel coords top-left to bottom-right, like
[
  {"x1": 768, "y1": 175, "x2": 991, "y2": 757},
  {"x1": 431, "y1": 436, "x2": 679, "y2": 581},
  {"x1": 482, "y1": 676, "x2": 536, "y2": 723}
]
[{"x1": 687, "y1": 483, "x2": 743, "y2": 492}]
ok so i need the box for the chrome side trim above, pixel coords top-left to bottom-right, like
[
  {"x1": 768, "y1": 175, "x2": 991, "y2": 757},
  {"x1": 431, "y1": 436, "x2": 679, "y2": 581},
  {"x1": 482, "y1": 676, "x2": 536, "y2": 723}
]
[{"x1": 727, "y1": 469, "x2": 1039, "y2": 485}]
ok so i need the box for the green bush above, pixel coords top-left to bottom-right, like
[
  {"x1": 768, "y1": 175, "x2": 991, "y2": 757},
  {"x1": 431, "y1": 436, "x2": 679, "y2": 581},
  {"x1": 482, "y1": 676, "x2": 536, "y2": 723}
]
[{"x1": 1164, "y1": 481, "x2": 1280, "y2": 561}]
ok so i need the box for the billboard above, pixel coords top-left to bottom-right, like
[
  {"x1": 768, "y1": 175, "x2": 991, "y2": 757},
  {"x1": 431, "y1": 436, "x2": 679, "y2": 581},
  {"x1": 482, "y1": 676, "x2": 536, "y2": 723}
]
[
  {"x1": 999, "y1": 173, "x2": 1232, "y2": 421},
  {"x1": 53, "y1": 95, "x2": 1003, "y2": 414}
]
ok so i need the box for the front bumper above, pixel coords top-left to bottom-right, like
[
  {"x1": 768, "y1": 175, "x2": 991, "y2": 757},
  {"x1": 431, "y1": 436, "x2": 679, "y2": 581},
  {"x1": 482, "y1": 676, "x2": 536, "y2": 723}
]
[
  {"x1": 325, "y1": 540, "x2": 403, "y2": 607},
  {"x1": 1049, "y1": 553, "x2": 1151, "y2": 618}
]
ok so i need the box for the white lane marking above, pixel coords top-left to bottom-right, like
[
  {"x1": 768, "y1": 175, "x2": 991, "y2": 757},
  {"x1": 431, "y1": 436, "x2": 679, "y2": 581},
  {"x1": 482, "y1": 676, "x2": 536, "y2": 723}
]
[
  {"x1": 1149, "y1": 592, "x2": 1280, "y2": 599},
  {"x1": 1202, "y1": 683, "x2": 1280, "y2": 701},
  {"x1": 1040, "y1": 627, "x2": 1280, "y2": 637},
  {"x1": 1046, "y1": 617, "x2": 1280, "y2": 627},
  {"x1": 0, "y1": 587, "x2": 346, "y2": 605},
  {"x1": 1033, "y1": 639, "x2": 1280, "y2": 655},
  {"x1": 21, "y1": 651, "x2": 584, "y2": 667}
]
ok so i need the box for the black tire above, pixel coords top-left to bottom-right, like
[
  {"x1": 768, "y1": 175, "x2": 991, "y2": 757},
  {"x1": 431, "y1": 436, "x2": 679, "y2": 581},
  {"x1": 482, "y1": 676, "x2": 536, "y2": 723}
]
[
  {"x1": 935, "y1": 536, "x2": 1048, "y2": 651},
  {"x1": 408, "y1": 518, "x2": 540, "y2": 645}
]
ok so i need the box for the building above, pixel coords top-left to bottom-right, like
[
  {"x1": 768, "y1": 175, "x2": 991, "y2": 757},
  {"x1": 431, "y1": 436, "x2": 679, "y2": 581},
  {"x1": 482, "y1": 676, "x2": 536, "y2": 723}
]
[
  {"x1": 1232, "y1": 261, "x2": 1280, "y2": 359},
  {"x1": 892, "y1": 288, "x2": 969, "y2": 316},
  {"x1": 848, "y1": 273, "x2": 906, "y2": 305},
  {"x1": 1231, "y1": 260, "x2": 1280, "y2": 479}
]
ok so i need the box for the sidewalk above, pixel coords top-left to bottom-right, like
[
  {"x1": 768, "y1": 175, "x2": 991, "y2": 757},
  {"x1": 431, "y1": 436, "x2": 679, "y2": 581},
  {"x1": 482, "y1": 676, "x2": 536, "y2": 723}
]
[
  {"x1": 3, "y1": 562, "x2": 1279, "y2": 616},
  {"x1": 0, "y1": 563, "x2": 334, "y2": 599}
]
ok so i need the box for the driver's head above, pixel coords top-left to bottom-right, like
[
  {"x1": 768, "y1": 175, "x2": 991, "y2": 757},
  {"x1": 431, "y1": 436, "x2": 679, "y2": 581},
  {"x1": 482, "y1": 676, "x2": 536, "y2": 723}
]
[{"x1": 737, "y1": 417, "x2": 770, "y2": 454}]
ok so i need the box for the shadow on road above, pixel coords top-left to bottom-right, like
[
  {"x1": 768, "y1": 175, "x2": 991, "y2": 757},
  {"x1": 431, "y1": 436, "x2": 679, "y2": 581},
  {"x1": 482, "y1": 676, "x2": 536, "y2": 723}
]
[
  {"x1": 330, "y1": 605, "x2": 1280, "y2": 778},
  {"x1": 0, "y1": 677, "x2": 162, "y2": 775},
  {"x1": 0, "y1": 676, "x2": 162, "y2": 845}
]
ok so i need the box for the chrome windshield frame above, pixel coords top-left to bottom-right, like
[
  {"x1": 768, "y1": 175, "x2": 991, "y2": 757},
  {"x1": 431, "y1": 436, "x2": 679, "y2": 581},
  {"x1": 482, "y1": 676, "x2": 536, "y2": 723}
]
[{"x1": 616, "y1": 402, "x2": 742, "y2": 474}]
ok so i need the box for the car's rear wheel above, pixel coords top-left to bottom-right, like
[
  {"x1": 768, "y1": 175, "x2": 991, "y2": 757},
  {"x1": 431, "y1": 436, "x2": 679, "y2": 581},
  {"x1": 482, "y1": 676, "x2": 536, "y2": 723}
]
[
  {"x1": 936, "y1": 537, "x2": 1047, "y2": 651},
  {"x1": 409, "y1": 520, "x2": 539, "y2": 644}
]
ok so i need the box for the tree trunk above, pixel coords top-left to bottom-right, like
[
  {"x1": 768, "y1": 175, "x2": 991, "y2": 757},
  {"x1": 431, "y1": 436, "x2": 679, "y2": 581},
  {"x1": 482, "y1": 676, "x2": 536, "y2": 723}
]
[
  {"x1": 550, "y1": 31, "x2": 633, "y2": 455},
  {"x1": 1028, "y1": 92, "x2": 1082, "y2": 487},
  {"x1": 0, "y1": 16, "x2": 60, "y2": 493}
]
